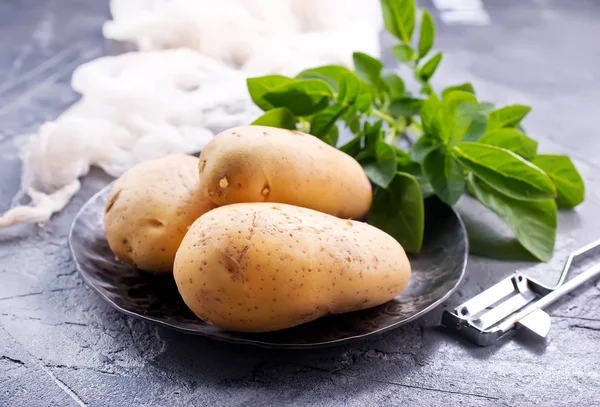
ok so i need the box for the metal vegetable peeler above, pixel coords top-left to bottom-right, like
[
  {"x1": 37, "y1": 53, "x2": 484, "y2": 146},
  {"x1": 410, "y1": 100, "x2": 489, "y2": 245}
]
[{"x1": 442, "y1": 239, "x2": 600, "y2": 346}]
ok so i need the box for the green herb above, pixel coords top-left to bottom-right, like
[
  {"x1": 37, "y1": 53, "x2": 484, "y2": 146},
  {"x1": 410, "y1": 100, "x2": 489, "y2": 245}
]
[
  {"x1": 251, "y1": 107, "x2": 297, "y2": 130},
  {"x1": 245, "y1": 0, "x2": 585, "y2": 262},
  {"x1": 368, "y1": 172, "x2": 424, "y2": 252}
]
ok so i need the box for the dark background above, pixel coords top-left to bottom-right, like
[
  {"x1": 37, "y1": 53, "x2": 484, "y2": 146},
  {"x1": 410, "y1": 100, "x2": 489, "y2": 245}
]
[{"x1": 1, "y1": 1, "x2": 600, "y2": 406}]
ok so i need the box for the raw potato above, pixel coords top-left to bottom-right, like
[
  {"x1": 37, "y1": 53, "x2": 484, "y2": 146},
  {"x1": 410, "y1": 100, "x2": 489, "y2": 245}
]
[
  {"x1": 174, "y1": 203, "x2": 411, "y2": 332},
  {"x1": 198, "y1": 125, "x2": 372, "y2": 219},
  {"x1": 104, "y1": 154, "x2": 216, "y2": 273}
]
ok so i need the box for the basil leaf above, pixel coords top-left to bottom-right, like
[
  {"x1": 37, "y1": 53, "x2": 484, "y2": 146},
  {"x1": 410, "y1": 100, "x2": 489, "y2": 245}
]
[
  {"x1": 339, "y1": 134, "x2": 362, "y2": 157},
  {"x1": 297, "y1": 65, "x2": 354, "y2": 92},
  {"x1": 453, "y1": 142, "x2": 556, "y2": 201},
  {"x1": 398, "y1": 162, "x2": 435, "y2": 199},
  {"x1": 417, "y1": 10, "x2": 435, "y2": 59},
  {"x1": 468, "y1": 174, "x2": 556, "y2": 262},
  {"x1": 486, "y1": 104, "x2": 531, "y2": 132},
  {"x1": 478, "y1": 128, "x2": 538, "y2": 161},
  {"x1": 391, "y1": 44, "x2": 416, "y2": 68},
  {"x1": 322, "y1": 125, "x2": 339, "y2": 147},
  {"x1": 353, "y1": 52, "x2": 383, "y2": 80},
  {"x1": 417, "y1": 51, "x2": 442, "y2": 82},
  {"x1": 478, "y1": 101, "x2": 496, "y2": 114},
  {"x1": 423, "y1": 145, "x2": 465, "y2": 205},
  {"x1": 389, "y1": 97, "x2": 424, "y2": 117},
  {"x1": 361, "y1": 141, "x2": 397, "y2": 188},
  {"x1": 442, "y1": 82, "x2": 475, "y2": 97},
  {"x1": 393, "y1": 146, "x2": 412, "y2": 167},
  {"x1": 533, "y1": 155, "x2": 585, "y2": 208},
  {"x1": 363, "y1": 121, "x2": 384, "y2": 153},
  {"x1": 309, "y1": 103, "x2": 348, "y2": 142},
  {"x1": 355, "y1": 93, "x2": 373, "y2": 112},
  {"x1": 342, "y1": 106, "x2": 361, "y2": 133},
  {"x1": 439, "y1": 91, "x2": 478, "y2": 142},
  {"x1": 247, "y1": 75, "x2": 294, "y2": 111},
  {"x1": 457, "y1": 195, "x2": 538, "y2": 261},
  {"x1": 368, "y1": 171, "x2": 424, "y2": 253},
  {"x1": 353, "y1": 52, "x2": 388, "y2": 103},
  {"x1": 411, "y1": 135, "x2": 442, "y2": 164},
  {"x1": 337, "y1": 73, "x2": 361, "y2": 104},
  {"x1": 380, "y1": 0, "x2": 416, "y2": 43},
  {"x1": 264, "y1": 79, "x2": 333, "y2": 116},
  {"x1": 251, "y1": 107, "x2": 297, "y2": 130},
  {"x1": 420, "y1": 92, "x2": 441, "y2": 136},
  {"x1": 461, "y1": 111, "x2": 488, "y2": 142},
  {"x1": 382, "y1": 72, "x2": 405, "y2": 99}
]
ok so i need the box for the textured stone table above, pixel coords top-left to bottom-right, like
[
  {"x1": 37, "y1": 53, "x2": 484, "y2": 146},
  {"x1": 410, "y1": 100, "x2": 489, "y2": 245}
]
[{"x1": 2, "y1": 1, "x2": 600, "y2": 406}]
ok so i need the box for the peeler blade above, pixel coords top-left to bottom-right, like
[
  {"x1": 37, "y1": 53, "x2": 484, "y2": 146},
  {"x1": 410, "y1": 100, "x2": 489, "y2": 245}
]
[
  {"x1": 442, "y1": 238, "x2": 600, "y2": 346},
  {"x1": 516, "y1": 308, "x2": 551, "y2": 338}
]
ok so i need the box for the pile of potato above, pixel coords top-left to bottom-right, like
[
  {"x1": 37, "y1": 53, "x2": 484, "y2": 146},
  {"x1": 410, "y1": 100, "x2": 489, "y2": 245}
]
[{"x1": 104, "y1": 126, "x2": 411, "y2": 332}]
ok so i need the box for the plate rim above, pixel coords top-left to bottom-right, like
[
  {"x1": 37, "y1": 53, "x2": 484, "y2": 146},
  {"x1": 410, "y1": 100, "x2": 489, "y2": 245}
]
[{"x1": 69, "y1": 183, "x2": 468, "y2": 349}]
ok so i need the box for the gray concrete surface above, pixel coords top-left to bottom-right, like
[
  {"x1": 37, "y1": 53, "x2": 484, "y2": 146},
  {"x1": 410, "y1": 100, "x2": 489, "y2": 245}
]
[{"x1": 1, "y1": 0, "x2": 600, "y2": 406}]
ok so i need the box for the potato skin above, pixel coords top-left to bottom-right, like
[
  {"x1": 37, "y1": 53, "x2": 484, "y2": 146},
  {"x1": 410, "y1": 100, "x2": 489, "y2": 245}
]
[
  {"x1": 198, "y1": 125, "x2": 372, "y2": 219},
  {"x1": 174, "y1": 203, "x2": 411, "y2": 332},
  {"x1": 104, "y1": 154, "x2": 217, "y2": 273}
]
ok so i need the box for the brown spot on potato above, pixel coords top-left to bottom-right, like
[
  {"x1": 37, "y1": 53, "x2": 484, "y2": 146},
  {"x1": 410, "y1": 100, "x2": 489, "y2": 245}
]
[
  {"x1": 105, "y1": 189, "x2": 121, "y2": 214},
  {"x1": 147, "y1": 218, "x2": 164, "y2": 227}
]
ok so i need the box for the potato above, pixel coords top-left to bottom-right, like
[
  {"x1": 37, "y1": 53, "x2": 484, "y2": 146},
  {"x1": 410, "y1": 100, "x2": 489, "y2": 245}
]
[
  {"x1": 104, "y1": 154, "x2": 216, "y2": 273},
  {"x1": 198, "y1": 125, "x2": 372, "y2": 219},
  {"x1": 174, "y1": 203, "x2": 411, "y2": 332}
]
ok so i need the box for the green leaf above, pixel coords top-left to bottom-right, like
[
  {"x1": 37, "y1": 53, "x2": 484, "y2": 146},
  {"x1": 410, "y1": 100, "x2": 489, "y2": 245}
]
[
  {"x1": 423, "y1": 145, "x2": 465, "y2": 205},
  {"x1": 389, "y1": 97, "x2": 424, "y2": 117},
  {"x1": 393, "y1": 146, "x2": 412, "y2": 167},
  {"x1": 353, "y1": 52, "x2": 387, "y2": 103},
  {"x1": 380, "y1": 0, "x2": 417, "y2": 43},
  {"x1": 322, "y1": 125, "x2": 339, "y2": 147},
  {"x1": 478, "y1": 101, "x2": 496, "y2": 114},
  {"x1": 468, "y1": 174, "x2": 556, "y2": 262},
  {"x1": 417, "y1": 10, "x2": 435, "y2": 59},
  {"x1": 439, "y1": 91, "x2": 478, "y2": 142},
  {"x1": 368, "y1": 172, "x2": 424, "y2": 253},
  {"x1": 461, "y1": 111, "x2": 488, "y2": 142},
  {"x1": 337, "y1": 73, "x2": 361, "y2": 104},
  {"x1": 478, "y1": 128, "x2": 538, "y2": 161},
  {"x1": 361, "y1": 141, "x2": 397, "y2": 188},
  {"x1": 363, "y1": 121, "x2": 385, "y2": 153},
  {"x1": 310, "y1": 103, "x2": 348, "y2": 141},
  {"x1": 264, "y1": 79, "x2": 334, "y2": 116},
  {"x1": 247, "y1": 75, "x2": 294, "y2": 111},
  {"x1": 417, "y1": 51, "x2": 442, "y2": 82},
  {"x1": 342, "y1": 106, "x2": 361, "y2": 133},
  {"x1": 355, "y1": 93, "x2": 373, "y2": 112},
  {"x1": 297, "y1": 65, "x2": 354, "y2": 92},
  {"x1": 398, "y1": 162, "x2": 435, "y2": 199},
  {"x1": 442, "y1": 83, "x2": 475, "y2": 97},
  {"x1": 419, "y1": 93, "x2": 441, "y2": 136},
  {"x1": 457, "y1": 195, "x2": 539, "y2": 261},
  {"x1": 251, "y1": 107, "x2": 297, "y2": 130},
  {"x1": 338, "y1": 134, "x2": 362, "y2": 157},
  {"x1": 486, "y1": 105, "x2": 531, "y2": 132},
  {"x1": 533, "y1": 155, "x2": 585, "y2": 208},
  {"x1": 411, "y1": 135, "x2": 442, "y2": 163},
  {"x1": 453, "y1": 142, "x2": 556, "y2": 201},
  {"x1": 391, "y1": 44, "x2": 416, "y2": 67},
  {"x1": 382, "y1": 72, "x2": 405, "y2": 99},
  {"x1": 353, "y1": 52, "x2": 384, "y2": 85}
]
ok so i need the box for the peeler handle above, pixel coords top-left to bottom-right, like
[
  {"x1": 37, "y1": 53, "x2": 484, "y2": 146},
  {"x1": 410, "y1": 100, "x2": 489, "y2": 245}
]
[{"x1": 536, "y1": 262, "x2": 600, "y2": 310}]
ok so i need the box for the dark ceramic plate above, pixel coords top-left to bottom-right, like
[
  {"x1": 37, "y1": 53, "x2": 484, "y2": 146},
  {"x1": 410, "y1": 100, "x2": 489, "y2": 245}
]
[{"x1": 69, "y1": 184, "x2": 467, "y2": 348}]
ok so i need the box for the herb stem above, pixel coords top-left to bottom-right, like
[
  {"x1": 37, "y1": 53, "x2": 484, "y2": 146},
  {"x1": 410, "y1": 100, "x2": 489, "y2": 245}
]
[{"x1": 371, "y1": 109, "x2": 397, "y2": 127}]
